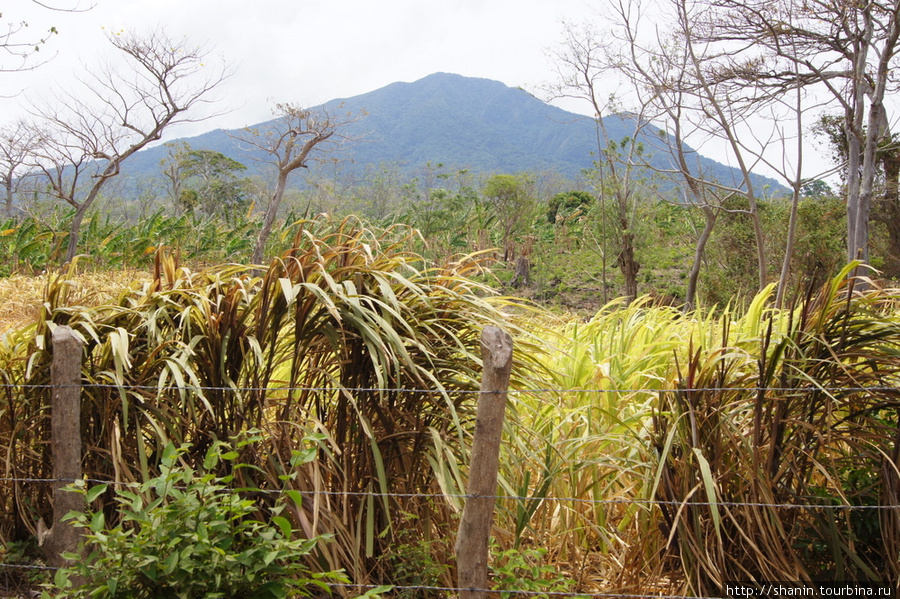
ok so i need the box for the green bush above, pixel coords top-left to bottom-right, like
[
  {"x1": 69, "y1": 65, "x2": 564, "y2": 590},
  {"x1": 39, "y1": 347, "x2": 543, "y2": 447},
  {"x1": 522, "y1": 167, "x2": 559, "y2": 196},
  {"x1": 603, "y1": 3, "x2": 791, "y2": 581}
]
[
  {"x1": 489, "y1": 544, "x2": 588, "y2": 599},
  {"x1": 47, "y1": 441, "x2": 345, "y2": 599}
]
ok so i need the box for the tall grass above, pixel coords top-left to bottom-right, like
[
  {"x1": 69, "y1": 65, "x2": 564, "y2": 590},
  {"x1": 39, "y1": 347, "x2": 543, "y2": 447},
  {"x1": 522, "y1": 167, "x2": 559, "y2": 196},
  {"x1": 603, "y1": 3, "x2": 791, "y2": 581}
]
[
  {"x1": 3, "y1": 233, "x2": 900, "y2": 594},
  {"x1": 0, "y1": 215, "x2": 539, "y2": 585},
  {"x1": 496, "y1": 297, "x2": 721, "y2": 589},
  {"x1": 652, "y1": 267, "x2": 900, "y2": 592},
  {"x1": 499, "y1": 270, "x2": 900, "y2": 593}
]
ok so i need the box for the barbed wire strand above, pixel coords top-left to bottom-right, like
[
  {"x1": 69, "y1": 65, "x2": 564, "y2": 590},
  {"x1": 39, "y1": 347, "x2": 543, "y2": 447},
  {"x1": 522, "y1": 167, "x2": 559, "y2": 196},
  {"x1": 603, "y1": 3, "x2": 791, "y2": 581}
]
[
  {"x1": 0, "y1": 564, "x2": 889, "y2": 599},
  {"x1": 2, "y1": 477, "x2": 898, "y2": 511},
  {"x1": 331, "y1": 582, "x2": 722, "y2": 599},
  {"x1": 4, "y1": 382, "x2": 900, "y2": 395}
]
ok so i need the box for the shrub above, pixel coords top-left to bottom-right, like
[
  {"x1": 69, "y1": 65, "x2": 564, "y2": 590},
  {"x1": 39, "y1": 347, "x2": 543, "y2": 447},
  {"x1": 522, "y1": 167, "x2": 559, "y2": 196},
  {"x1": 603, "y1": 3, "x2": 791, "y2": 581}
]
[{"x1": 47, "y1": 441, "x2": 344, "y2": 599}]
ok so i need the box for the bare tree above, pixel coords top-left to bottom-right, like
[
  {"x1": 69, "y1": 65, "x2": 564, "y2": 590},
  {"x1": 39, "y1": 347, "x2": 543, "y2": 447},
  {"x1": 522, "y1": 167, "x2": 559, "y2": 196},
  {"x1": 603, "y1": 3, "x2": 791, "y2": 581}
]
[
  {"x1": 0, "y1": 119, "x2": 40, "y2": 218},
  {"x1": 231, "y1": 103, "x2": 355, "y2": 265},
  {"x1": 692, "y1": 0, "x2": 900, "y2": 282},
  {"x1": 621, "y1": 0, "x2": 825, "y2": 307},
  {"x1": 28, "y1": 29, "x2": 228, "y2": 263},
  {"x1": 1, "y1": 1, "x2": 92, "y2": 73},
  {"x1": 672, "y1": 0, "x2": 773, "y2": 292},
  {"x1": 160, "y1": 141, "x2": 190, "y2": 215},
  {"x1": 548, "y1": 22, "x2": 659, "y2": 304}
]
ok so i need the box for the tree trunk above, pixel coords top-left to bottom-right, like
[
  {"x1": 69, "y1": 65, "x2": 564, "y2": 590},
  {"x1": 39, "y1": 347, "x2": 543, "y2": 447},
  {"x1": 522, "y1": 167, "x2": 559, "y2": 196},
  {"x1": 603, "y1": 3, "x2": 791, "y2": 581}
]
[
  {"x1": 252, "y1": 172, "x2": 289, "y2": 265},
  {"x1": 685, "y1": 206, "x2": 717, "y2": 312},
  {"x1": 4, "y1": 179, "x2": 13, "y2": 219},
  {"x1": 845, "y1": 9, "x2": 874, "y2": 277},
  {"x1": 64, "y1": 204, "x2": 91, "y2": 264},
  {"x1": 776, "y1": 183, "x2": 802, "y2": 309},
  {"x1": 846, "y1": 115, "x2": 863, "y2": 265},
  {"x1": 618, "y1": 231, "x2": 640, "y2": 304},
  {"x1": 509, "y1": 256, "x2": 531, "y2": 288}
]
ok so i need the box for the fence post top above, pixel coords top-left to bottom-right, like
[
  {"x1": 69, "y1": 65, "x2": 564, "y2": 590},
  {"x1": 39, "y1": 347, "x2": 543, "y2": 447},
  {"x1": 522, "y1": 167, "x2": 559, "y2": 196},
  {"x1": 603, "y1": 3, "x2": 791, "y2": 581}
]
[
  {"x1": 51, "y1": 325, "x2": 78, "y2": 342},
  {"x1": 480, "y1": 326, "x2": 512, "y2": 362}
]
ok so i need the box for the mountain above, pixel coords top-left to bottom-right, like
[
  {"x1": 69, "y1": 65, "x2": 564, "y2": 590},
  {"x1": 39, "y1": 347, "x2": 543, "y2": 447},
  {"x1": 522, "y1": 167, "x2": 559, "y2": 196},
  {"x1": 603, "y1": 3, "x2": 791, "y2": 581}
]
[{"x1": 121, "y1": 72, "x2": 784, "y2": 194}]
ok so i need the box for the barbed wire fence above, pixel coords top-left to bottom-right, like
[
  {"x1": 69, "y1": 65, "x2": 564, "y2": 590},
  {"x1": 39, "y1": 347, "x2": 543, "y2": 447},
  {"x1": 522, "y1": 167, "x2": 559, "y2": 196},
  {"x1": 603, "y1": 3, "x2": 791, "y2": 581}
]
[
  {"x1": 1, "y1": 325, "x2": 899, "y2": 598},
  {"x1": 3, "y1": 478, "x2": 895, "y2": 598}
]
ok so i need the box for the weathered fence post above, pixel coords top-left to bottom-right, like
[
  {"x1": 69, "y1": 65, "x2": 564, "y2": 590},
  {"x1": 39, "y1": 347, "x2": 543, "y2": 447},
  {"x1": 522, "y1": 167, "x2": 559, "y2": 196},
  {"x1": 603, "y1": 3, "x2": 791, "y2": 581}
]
[
  {"x1": 42, "y1": 325, "x2": 84, "y2": 568},
  {"x1": 455, "y1": 326, "x2": 513, "y2": 599}
]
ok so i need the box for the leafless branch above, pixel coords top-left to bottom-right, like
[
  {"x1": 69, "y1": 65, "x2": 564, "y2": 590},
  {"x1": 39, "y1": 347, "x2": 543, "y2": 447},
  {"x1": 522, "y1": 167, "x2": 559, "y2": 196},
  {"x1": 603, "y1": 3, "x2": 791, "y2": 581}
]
[
  {"x1": 25, "y1": 28, "x2": 229, "y2": 262},
  {"x1": 229, "y1": 101, "x2": 360, "y2": 264}
]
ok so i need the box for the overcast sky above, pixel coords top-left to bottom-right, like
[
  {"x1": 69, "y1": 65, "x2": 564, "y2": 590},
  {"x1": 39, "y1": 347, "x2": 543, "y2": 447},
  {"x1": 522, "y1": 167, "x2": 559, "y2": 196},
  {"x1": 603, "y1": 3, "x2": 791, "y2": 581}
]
[
  {"x1": 3, "y1": 0, "x2": 846, "y2": 185},
  {"x1": 2, "y1": 0, "x2": 599, "y2": 137}
]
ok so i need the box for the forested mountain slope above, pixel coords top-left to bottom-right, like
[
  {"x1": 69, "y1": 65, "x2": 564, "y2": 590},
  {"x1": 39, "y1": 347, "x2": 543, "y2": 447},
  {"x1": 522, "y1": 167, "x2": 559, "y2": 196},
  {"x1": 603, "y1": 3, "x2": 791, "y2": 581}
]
[{"x1": 121, "y1": 72, "x2": 783, "y2": 194}]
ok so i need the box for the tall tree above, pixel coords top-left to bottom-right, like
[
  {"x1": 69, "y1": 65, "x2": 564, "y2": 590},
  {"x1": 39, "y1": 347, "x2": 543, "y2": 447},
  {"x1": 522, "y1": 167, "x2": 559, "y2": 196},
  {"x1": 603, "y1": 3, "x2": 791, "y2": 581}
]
[
  {"x1": 232, "y1": 103, "x2": 354, "y2": 265},
  {"x1": 548, "y1": 24, "x2": 660, "y2": 303},
  {"x1": 694, "y1": 0, "x2": 900, "y2": 280},
  {"x1": 0, "y1": 119, "x2": 39, "y2": 218},
  {"x1": 27, "y1": 29, "x2": 227, "y2": 263}
]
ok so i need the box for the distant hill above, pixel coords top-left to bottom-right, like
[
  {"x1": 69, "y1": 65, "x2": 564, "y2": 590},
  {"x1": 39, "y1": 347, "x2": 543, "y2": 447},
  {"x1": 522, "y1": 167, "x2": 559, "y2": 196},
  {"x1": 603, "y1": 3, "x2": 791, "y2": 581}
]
[{"x1": 120, "y1": 72, "x2": 784, "y2": 194}]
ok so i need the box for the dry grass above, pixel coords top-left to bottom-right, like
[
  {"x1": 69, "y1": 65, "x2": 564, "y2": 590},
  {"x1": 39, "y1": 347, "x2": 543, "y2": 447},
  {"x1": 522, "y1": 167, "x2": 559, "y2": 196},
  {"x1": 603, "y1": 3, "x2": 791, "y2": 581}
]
[
  {"x1": 0, "y1": 269, "x2": 151, "y2": 334},
  {"x1": 0, "y1": 275, "x2": 46, "y2": 333}
]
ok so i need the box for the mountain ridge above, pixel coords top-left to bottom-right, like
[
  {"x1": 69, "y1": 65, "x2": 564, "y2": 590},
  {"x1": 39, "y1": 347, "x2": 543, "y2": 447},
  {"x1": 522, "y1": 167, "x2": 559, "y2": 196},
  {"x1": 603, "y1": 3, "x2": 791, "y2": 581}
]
[{"x1": 120, "y1": 72, "x2": 784, "y2": 194}]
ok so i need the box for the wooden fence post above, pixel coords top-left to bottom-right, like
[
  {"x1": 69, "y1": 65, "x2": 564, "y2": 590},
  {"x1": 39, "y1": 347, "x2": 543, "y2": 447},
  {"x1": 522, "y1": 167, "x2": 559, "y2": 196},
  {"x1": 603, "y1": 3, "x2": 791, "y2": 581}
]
[
  {"x1": 42, "y1": 325, "x2": 84, "y2": 568},
  {"x1": 456, "y1": 326, "x2": 513, "y2": 599}
]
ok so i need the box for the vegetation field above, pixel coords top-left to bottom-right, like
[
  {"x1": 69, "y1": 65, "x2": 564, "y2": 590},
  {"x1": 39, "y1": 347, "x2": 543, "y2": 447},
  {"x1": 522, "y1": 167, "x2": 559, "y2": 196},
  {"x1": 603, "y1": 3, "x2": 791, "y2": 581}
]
[
  {"x1": 1, "y1": 215, "x2": 899, "y2": 597},
  {"x1": 5, "y1": 0, "x2": 900, "y2": 595}
]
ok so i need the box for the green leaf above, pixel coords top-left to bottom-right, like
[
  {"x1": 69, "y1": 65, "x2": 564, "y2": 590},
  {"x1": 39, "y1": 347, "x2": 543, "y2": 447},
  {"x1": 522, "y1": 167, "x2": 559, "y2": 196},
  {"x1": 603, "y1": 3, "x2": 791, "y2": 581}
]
[
  {"x1": 290, "y1": 447, "x2": 316, "y2": 466},
  {"x1": 161, "y1": 442, "x2": 178, "y2": 466},
  {"x1": 53, "y1": 567, "x2": 71, "y2": 590},
  {"x1": 89, "y1": 511, "x2": 106, "y2": 533},
  {"x1": 85, "y1": 483, "x2": 109, "y2": 504},
  {"x1": 358, "y1": 585, "x2": 395, "y2": 598},
  {"x1": 283, "y1": 490, "x2": 303, "y2": 509},
  {"x1": 692, "y1": 447, "x2": 722, "y2": 543},
  {"x1": 163, "y1": 551, "x2": 178, "y2": 575},
  {"x1": 271, "y1": 515, "x2": 292, "y2": 538}
]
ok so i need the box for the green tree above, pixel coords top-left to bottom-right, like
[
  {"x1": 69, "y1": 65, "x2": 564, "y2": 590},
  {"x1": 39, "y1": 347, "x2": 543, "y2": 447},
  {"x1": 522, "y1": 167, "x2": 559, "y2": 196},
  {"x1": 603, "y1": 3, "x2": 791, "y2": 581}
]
[
  {"x1": 401, "y1": 163, "x2": 480, "y2": 255},
  {"x1": 161, "y1": 142, "x2": 250, "y2": 222},
  {"x1": 483, "y1": 173, "x2": 535, "y2": 262},
  {"x1": 546, "y1": 190, "x2": 593, "y2": 225}
]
